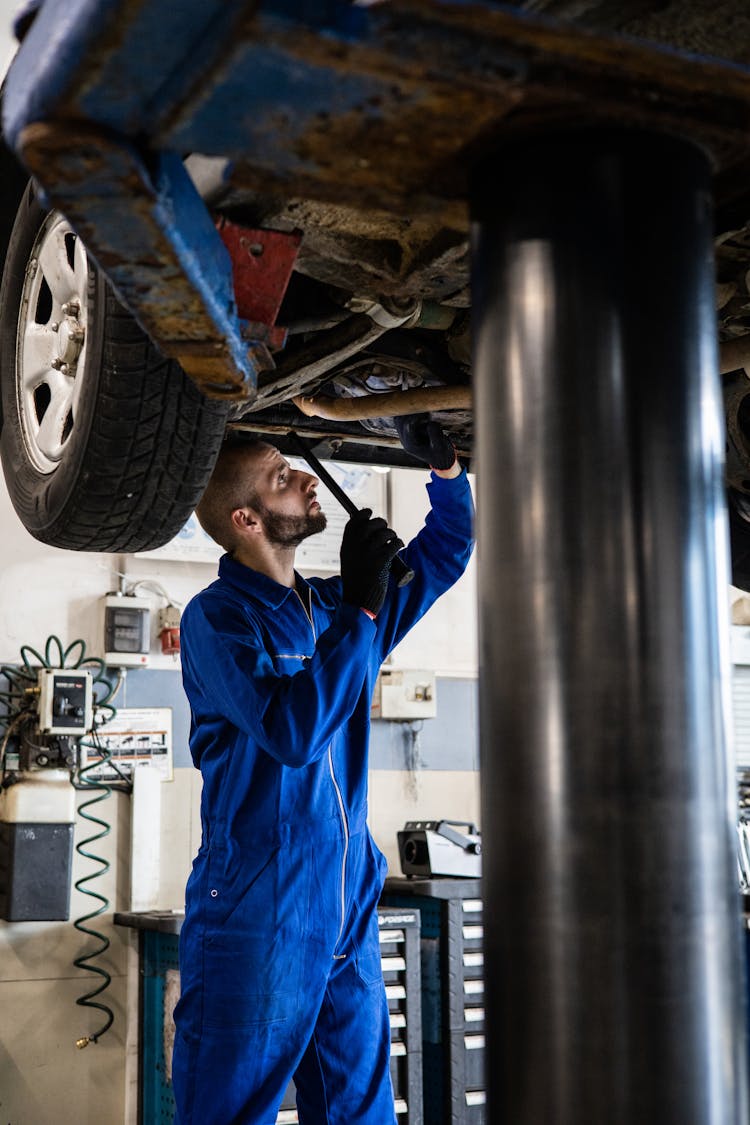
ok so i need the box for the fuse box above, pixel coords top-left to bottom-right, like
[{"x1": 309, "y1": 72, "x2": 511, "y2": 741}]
[
  {"x1": 103, "y1": 594, "x2": 150, "y2": 667},
  {"x1": 374, "y1": 669, "x2": 438, "y2": 720}
]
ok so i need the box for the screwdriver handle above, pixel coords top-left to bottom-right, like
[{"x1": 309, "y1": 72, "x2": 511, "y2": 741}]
[{"x1": 287, "y1": 431, "x2": 415, "y2": 587}]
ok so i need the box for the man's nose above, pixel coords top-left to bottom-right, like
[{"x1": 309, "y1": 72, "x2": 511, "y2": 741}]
[{"x1": 300, "y1": 471, "x2": 318, "y2": 491}]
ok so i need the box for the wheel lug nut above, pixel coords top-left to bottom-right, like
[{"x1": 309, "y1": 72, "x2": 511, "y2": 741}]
[
  {"x1": 61, "y1": 300, "x2": 79, "y2": 316},
  {"x1": 49, "y1": 322, "x2": 59, "y2": 332}
]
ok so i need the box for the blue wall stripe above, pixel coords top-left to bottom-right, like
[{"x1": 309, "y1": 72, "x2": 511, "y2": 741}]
[{"x1": 120, "y1": 670, "x2": 479, "y2": 772}]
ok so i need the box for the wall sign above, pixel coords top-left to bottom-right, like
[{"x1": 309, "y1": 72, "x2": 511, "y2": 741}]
[{"x1": 136, "y1": 460, "x2": 388, "y2": 571}]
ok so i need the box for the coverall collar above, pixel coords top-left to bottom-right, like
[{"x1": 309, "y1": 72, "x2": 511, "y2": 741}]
[{"x1": 218, "y1": 552, "x2": 308, "y2": 609}]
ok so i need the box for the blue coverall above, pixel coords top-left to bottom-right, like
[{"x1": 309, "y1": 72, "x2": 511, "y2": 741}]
[{"x1": 173, "y1": 469, "x2": 474, "y2": 1124}]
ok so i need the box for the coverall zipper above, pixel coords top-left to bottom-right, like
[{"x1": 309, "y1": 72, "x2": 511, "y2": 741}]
[
  {"x1": 295, "y1": 583, "x2": 349, "y2": 955},
  {"x1": 328, "y1": 747, "x2": 349, "y2": 956}
]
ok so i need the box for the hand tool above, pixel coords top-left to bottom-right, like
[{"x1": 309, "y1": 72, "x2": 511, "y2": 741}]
[{"x1": 287, "y1": 431, "x2": 415, "y2": 587}]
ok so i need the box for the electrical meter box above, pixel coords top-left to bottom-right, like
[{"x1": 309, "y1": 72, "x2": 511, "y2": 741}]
[
  {"x1": 103, "y1": 594, "x2": 151, "y2": 667},
  {"x1": 38, "y1": 668, "x2": 94, "y2": 735},
  {"x1": 373, "y1": 669, "x2": 438, "y2": 720}
]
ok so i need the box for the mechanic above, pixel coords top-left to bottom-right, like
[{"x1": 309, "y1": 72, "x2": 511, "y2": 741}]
[{"x1": 172, "y1": 416, "x2": 474, "y2": 1124}]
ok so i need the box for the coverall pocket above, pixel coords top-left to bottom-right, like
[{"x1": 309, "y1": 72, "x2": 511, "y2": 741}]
[
  {"x1": 205, "y1": 843, "x2": 281, "y2": 930},
  {"x1": 354, "y1": 911, "x2": 385, "y2": 988},
  {"x1": 200, "y1": 842, "x2": 306, "y2": 1030},
  {"x1": 201, "y1": 931, "x2": 301, "y2": 1029}
]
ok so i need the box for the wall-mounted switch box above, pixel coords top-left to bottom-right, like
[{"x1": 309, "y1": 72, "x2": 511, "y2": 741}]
[
  {"x1": 38, "y1": 668, "x2": 93, "y2": 734},
  {"x1": 103, "y1": 594, "x2": 151, "y2": 667},
  {"x1": 375, "y1": 669, "x2": 437, "y2": 720}
]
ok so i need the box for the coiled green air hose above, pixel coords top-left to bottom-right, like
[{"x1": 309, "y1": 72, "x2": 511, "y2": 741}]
[
  {"x1": 73, "y1": 732, "x2": 116, "y2": 1048},
  {"x1": 0, "y1": 635, "x2": 121, "y2": 1046}
]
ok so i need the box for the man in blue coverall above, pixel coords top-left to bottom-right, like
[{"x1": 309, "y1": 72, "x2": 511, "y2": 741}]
[{"x1": 173, "y1": 415, "x2": 474, "y2": 1124}]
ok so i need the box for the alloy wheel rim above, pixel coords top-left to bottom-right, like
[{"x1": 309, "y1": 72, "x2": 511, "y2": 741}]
[{"x1": 16, "y1": 213, "x2": 90, "y2": 475}]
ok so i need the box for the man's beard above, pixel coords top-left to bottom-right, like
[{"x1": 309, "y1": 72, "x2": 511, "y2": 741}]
[{"x1": 258, "y1": 503, "x2": 327, "y2": 547}]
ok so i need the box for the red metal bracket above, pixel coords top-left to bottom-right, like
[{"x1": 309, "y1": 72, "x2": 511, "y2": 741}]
[{"x1": 217, "y1": 219, "x2": 302, "y2": 351}]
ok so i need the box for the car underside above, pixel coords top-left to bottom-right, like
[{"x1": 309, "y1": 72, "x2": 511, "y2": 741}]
[{"x1": 2, "y1": 0, "x2": 750, "y2": 573}]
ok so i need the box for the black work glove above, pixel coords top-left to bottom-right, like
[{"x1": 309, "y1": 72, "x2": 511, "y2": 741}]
[
  {"x1": 395, "y1": 413, "x2": 456, "y2": 470},
  {"x1": 340, "y1": 509, "x2": 404, "y2": 617}
]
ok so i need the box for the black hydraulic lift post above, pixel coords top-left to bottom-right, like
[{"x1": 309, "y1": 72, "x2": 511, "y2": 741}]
[{"x1": 471, "y1": 131, "x2": 749, "y2": 1123}]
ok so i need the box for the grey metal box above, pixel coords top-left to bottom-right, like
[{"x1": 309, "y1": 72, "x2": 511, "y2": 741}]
[{"x1": 0, "y1": 821, "x2": 74, "y2": 921}]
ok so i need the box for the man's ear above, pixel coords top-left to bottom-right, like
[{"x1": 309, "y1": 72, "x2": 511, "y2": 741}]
[{"x1": 230, "y1": 506, "x2": 263, "y2": 536}]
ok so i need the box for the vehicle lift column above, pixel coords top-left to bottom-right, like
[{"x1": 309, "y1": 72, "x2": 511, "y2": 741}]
[{"x1": 471, "y1": 131, "x2": 748, "y2": 1123}]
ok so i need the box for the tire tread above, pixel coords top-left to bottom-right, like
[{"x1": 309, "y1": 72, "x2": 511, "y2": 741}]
[{"x1": 1, "y1": 191, "x2": 230, "y2": 553}]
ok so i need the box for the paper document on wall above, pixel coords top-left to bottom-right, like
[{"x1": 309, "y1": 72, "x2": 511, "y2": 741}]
[
  {"x1": 135, "y1": 460, "x2": 387, "y2": 571},
  {"x1": 82, "y1": 706, "x2": 173, "y2": 781}
]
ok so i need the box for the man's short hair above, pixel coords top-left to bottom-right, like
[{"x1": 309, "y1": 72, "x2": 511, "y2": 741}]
[{"x1": 195, "y1": 436, "x2": 271, "y2": 552}]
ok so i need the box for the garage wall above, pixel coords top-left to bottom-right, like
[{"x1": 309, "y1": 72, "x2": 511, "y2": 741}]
[
  {"x1": 0, "y1": 464, "x2": 478, "y2": 1124},
  {"x1": 2, "y1": 448, "x2": 748, "y2": 1125}
]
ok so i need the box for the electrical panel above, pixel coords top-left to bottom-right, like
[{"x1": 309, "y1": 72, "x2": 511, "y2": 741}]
[
  {"x1": 374, "y1": 668, "x2": 437, "y2": 720},
  {"x1": 37, "y1": 668, "x2": 93, "y2": 735},
  {"x1": 103, "y1": 594, "x2": 150, "y2": 667}
]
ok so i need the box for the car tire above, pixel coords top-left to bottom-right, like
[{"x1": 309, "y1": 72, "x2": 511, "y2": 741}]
[{"x1": 0, "y1": 181, "x2": 229, "y2": 552}]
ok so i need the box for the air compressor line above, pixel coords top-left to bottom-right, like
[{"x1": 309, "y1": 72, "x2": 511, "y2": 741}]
[
  {"x1": 0, "y1": 636, "x2": 120, "y2": 1043},
  {"x1": 73, "y1": 740, "x2": 115, "y2": 1047}
]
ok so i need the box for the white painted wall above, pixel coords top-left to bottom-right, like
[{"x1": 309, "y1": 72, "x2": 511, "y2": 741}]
[
  {"x1": 388, "y1": 468, "x2": 477, "y2": 676},
  {"x1": 0, "y1": 1, "x2": 16, "y2": 75},
  {"x1": 0, "y1": 463, "x2": 478, "y2": 1123}
]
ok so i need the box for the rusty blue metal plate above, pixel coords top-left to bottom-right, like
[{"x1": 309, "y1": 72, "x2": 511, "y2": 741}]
[{"x1": 5, "y1": 0, "x2": 750, "y2": 394}]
